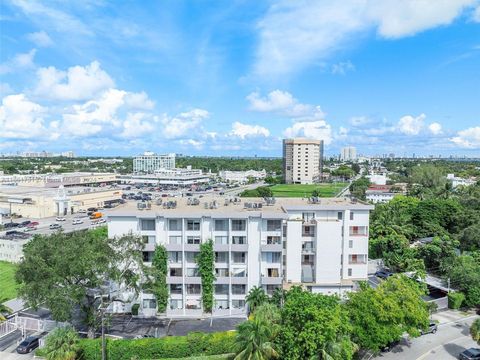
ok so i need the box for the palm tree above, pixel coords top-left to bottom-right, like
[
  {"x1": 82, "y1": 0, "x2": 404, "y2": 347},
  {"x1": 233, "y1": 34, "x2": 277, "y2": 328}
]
[
  {"x1": 471, "y1": 318, "x2": 480, "y2": 345},
  {"x1": 235, "y1": 318, "x2": 278, "y2": 360},
  {"x1": 42, "y1": 326, "x2": 80, "y2": 360},
  {"x1": 246, "y1": 286, "x2": 268, "y2": 313}
]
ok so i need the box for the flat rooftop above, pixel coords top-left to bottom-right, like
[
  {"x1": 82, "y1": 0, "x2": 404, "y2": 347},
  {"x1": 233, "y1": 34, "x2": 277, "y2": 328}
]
[
  {"x1": 0, "y1": 185, "x2": 120, "y2": 198},
  {"x1": 108, "y1": 194, "x2": 374, "y2": 218}
]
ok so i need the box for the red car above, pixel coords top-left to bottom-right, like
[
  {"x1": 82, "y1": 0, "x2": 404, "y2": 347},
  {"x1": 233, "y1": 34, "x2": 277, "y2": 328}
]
[{"x1": 27, "y1": 222, "x2": 39, "y2": 227}]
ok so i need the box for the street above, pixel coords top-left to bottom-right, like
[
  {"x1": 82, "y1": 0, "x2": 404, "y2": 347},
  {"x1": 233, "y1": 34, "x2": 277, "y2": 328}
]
[{"x1": 376, "y1": 315, "x2": 479, "y2": 360}]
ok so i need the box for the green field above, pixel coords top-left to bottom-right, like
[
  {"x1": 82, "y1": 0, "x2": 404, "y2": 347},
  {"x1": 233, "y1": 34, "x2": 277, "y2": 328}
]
[
  {"x1": 270, "y1": 183, "x2": 348, "y2": 198},
  {"x1": 0, "y1": 261, "x2": 18, "y2": 301}
]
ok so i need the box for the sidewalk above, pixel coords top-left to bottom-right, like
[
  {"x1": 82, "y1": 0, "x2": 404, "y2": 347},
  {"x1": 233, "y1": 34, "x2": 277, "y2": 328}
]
[{"x1": 431, "y1": 309, "x2": 477, "y2": 325}]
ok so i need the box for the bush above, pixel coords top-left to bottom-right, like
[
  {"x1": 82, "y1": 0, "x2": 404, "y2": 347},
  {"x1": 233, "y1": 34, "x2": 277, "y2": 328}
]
[
  {"x1": 78, "y1": 331, "x2": 236, "y2": 360},
  {"x1": 131, "y1": 303, "x2": 140, "y2": 316},
  {"x1": 448, "y1": 292, "x2": 465, "y2": 309}
]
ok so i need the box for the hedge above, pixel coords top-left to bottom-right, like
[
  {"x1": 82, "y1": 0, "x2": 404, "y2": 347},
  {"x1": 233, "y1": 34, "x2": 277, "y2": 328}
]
[
  {"x1": 78, "y1": 331, "x2": 236, "y2": 360},
  {"x1": 448, "y1": 291, "x2": 465, "y2": 309}
]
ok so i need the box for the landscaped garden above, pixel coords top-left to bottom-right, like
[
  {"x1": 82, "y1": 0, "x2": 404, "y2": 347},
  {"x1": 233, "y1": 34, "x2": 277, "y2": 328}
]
[
  {"x1": 269, "y1": 183, "x2": 348, "y2": 197},
  {"x1": 0, "y1": 260, "x2": 18, "y2": 301}
]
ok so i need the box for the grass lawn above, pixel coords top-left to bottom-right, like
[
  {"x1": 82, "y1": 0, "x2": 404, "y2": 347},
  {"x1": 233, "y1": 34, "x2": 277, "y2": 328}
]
[
  {"x1": 0, "y1": 261, "x2": 18, "y2": 301},
  {"x1": 270, "y1": 183, "x2": 348, "y2": 198}
]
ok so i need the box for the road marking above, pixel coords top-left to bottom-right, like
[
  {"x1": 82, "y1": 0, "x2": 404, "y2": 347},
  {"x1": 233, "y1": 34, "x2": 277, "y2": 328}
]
[{"x1": 415, "y1": 335, "x2": 472, "y2": 360}]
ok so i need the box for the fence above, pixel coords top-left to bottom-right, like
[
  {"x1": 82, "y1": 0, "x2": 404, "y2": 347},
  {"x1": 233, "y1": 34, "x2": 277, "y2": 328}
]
[{"x1": 0, "y1": 315, "x2": 69, "y2": 340}]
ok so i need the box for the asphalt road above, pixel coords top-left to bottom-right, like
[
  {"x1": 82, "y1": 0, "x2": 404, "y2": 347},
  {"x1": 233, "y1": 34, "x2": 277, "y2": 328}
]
[{"x1": 375, "y1": 316, "x2": 479, "y2": 360}]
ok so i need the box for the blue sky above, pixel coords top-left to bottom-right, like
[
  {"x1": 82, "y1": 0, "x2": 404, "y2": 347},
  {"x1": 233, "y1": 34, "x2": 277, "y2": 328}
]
[{"x1": 1, "y1": 0, "x2": 480, "y2": 157}]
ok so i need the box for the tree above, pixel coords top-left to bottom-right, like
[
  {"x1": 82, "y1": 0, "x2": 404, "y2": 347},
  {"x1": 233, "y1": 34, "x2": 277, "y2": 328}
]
[
  {"x1": 197, "y1": 240, "x2": 215, "y2": 313},
  {"x1": 246, "y1": 286, "x2": 268, "y2": 313},
  {"x1": 277, "y1": 287, "x2": 355, "y2": 360},
  {"x1": 447, "y1": 255, "x2": 480, "y2": 307},
  {"x1": 16, "y1": 230, "x2": 145, "y2": 337},
  {"x1": 471, "y1": 318, "x2": 480, "y2": 345},
  {"x1": 346, "y1": 276, "x2": 429, "y2": 353},
  {"x1": 349, "y1": 177, "x2": 370, "y2": 200},
  {"x1": 270, "y1": 287, "x2": 287, "y2": 307},
  {"x1": 416, "y1": 236, "x2": 458, "y2": 273},
  {"x1": 235, "y1": 317, "x2": 279, "y2": 360},
  {"x1": 42, "y1": 326, "x2": 79, "y2": 360},
  {"x1": 144, "y1": 245, "x2": 168, "y2": 313},
  {"x1": 459, "y1": 224, "x2": 480, "y2": 251},
  {"x1": 257, "y1": 186, "x2": 273, "y2": 198},
  {"x1": 0, "y1": 298, "x2": 12, "y2": 322}
]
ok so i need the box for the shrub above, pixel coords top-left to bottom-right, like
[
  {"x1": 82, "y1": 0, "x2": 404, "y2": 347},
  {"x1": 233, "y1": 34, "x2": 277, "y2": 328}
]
[
  {"x1": 78, "y1": 331, "x2": 236, "y2": 360},
  {"x1": 131, "y1": 303, "x2": 140, "y2": 316},
  {"x1": 448, "y1": 291, "x2": 465, "y2": 309}
]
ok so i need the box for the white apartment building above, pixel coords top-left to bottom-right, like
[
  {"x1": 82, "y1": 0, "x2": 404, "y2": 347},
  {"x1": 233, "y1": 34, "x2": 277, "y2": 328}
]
[
  {"x1": 446, "y1": 173, "x2": 477, "y2": 188},
  {"x1": 219, "y1": 169, "x2": 267, "y2": 184},
  {"x1": 283, "y1": 138, "x2": 324, "y2": 184},
  {"x1": 341, "y1": 147, "x2": 357, "y2": 161},
  {"x1": 107, "y1": 195, "x2": 373, "y2": 317},
  {"x1": 133, "y1": 152, "x2": 176, "y2": 174}
]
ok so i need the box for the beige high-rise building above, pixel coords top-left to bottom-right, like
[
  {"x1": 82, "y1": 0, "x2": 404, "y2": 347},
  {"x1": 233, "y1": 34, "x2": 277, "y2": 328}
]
[{"x1": 283, "y1": 138, "x2": 324, "y2": 184}]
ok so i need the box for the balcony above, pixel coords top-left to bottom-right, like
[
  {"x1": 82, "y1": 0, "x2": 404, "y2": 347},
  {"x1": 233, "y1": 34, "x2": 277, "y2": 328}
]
[
  {"x1": 261, "y1": 276, "x2": 282, "y2": 285},
  {"x1": 184, "y1": 277, "x2": 202, "y2": 284},
  {"x1": 231, "y1": 244, "x2": 248, "y2": 252},
  {"x1": 215, "y1": 277, "x2": 230, "y2": 284},
  {"x1": 213, "y1": 244, "x2": 229, "y2": 252},
  {"x1": 143, "y1": 242, "x2": 156, "y2": 252},
  {"x1": 349, "y1": 226, "x2": 368, "y2": 237},
  {"x1": 261, "y1": 243, "x2": 282, "y2": 252},
  {"x1": 166, "y1": 276, "x2": 183, "y2": 284},
  {"x1": 301, "y1": 243, "x2": 315, "y2": 253},
  {"x1": 165, "y1": 243, "x2": 182, "y2": 251},
  {"x1": 184, "y1": 244, "x2": 200, "y2": 251}
]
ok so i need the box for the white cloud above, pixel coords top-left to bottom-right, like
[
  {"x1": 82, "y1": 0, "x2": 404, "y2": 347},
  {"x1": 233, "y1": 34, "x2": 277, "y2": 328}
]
[
  {"x1": 428, "y1": 122, "x2": 443, "y2": 135},
  {"x1": 124, "y1": 91, "x2": 155, "y2": 110},
  {"x1": 246, "y1": 90, "x2": 314, "y2": 117},
  {"x1": 161, "y1": 109, "x2": 210, "y2": 139},
  {"x1": 34, "y1": 61, "x2": 115, "y2": 101},
  {"x1": 474, "y1": 5, "x2": 480, "y2": 21},
  {"x1": 284, "y1": 120, "x2": 332, "y2": 145},
  {"x1": 255, "y1": 0, "x2": 477, "y2": 77},
  {"x1": 120, "y1": 113, "x2": 155, "y2": 139},
  {"x1": 27, "y1": 31, "x2": 53, "y2": 47},
  {"x1": 397, "y1": 113, "x2": 426, "y2": 135},
  {"x1": 0, "y1": 94, "x2": 52, "y2": 139},
  {"x1": 349, "y1": 116, "x2": 371, "y2": 127},
  {"x1": 0, "y1": 49, "x2": 36, "y2": 75},
  {"x1": 230, "y1": 121, "x2": 270, "y2": 139},
  {"x1": 179, "y1": 139, "x2": 204, "y2": 149},
  {"x1": 450, "y1": 126, "x2": 480, "y2": 148},
  {"x1": 331, "y1": 61, "x2": 355, "y2": 75}
]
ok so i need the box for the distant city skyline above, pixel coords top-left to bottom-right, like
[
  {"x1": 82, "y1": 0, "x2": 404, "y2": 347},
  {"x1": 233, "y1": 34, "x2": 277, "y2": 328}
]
[{"x1": 1, "y1": 1, "x2": 480, "y2": 157}]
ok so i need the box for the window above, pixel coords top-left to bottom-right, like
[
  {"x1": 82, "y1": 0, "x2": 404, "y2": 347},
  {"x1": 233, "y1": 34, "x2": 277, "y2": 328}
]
[
  {"x1": 232, "y1": 284, "x2": 246, "y2": 295},
  {"x1": 232, "y1": 300, "x2": 245, "y2": 309},
  {"x1": 185, "y1": 299, "x2": 201, "y2": 310},
  {"x1": 186, "y1": 284, "x2": 201, "y2": 295},
  {"x1": 266, "y1": 236, "x2": 281, "y2": 245},
  {"x1": 186, "y1": 268, "x2": 200, "y2": 277},
  {"x1": 232, "y1": 252, "x2": 246, "y2": 264},
  {"x1": 142, "y1": 251, "x2": 152, "y2": 262},
  {"x1": 215, "y1": 268, "x2": 229, "y2": 277},
  {"x1": 185, "y1": 252, "x2": 198, "y2": 263},
  {"x1": 266, "y1": 268, "x2": 279, "y2": 277},
  {"x1": 170, "y1": 284, "x2": 182, "y2": 294},
  {"x1": 215, "y1": 236, "x2": 228, "y2": 245},
  {"x1": 168, "y1": 251, "x2": 182, "y2": 263},
  {"x1": 266, "y1": 285, "x2": 280, "y2": 296},
  {"x1": 140, "y1": 219, "x2": 155, "y2": 231},
  {"x1": 231, "y1": 219, "x2": 246, "y2": 231},
  {"x1": 214, "y1": 219, "x2": 228, "y2": 231},
  {"x1": 187, "y1": 219, "x2": 200, "y2": 231},
  {"x1": 215, "y1": 300, "x2": 229, "y2": 310},
  {"x1": 302, "y1": 225, "x2": 315, "y2": 237},
  {"x1": 232, "y1": 268, "x2": 246, "y2": 277},
  {"x1": 169, "y1": 268, "x2": 182, "y2": 276},
  {"x1": 143, "y1": 299, "x2": 156, "y2": 309},
  {"x1": 170, "y1": 299, "x2": 183, "y2": 310},
  {"x1": 350, "y1": 211, "x2": 354, "y2": 220},
  {"x1": 169, "y1": 219, "x2": 182, "y2": 231},
  {"x1": 348, "y1": 254, "x2": 367, "y2": 264},
  {"x1": 262, "y1": 252, "x2": 281, "y2": 263},
  {"x1": 302, "y1": 212, "x2": 315, "y2": 222},
  {"x1": 267, "y1": 220, "x2": 282, "y2": 231},
  {"x1": 215, "y1": 284, "x2": 229, "y2": 295},
  {"x1": 215, "y1": 252, "x2": 228, "y2": 263},
  {"x1": 232, "y1": 236, "x2": 246, "y2": 245},
  {"x1": 348, "y1": 268, "x2": 352, "y2": 276},
  {"x1": 169, "y1": 236, "x2": 182, "y2": 245},
  {"x1": 349, "y1": 240, "x2": 353, "y2": 249},
  {"x1": 337, "y1": 212, "x2": 343, "y2": 220},
  {"x1": 302, "y1": 242, "x2": 314, "y2": 252},
  {"x1": 349, "y1": 226, "x2": 367, "y2": 236},
  {"x1": 187, "y1": 236, "x2": 201, "y2": 244}
]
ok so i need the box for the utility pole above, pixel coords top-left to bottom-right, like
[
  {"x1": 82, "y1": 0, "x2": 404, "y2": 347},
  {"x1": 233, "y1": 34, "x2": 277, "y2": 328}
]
[
  {"x1": 447, "y1": 278, "x2": 450, "y2": 293},
  {"x1": 101, "y1": 296, "x2": 106, "y2": 360}
]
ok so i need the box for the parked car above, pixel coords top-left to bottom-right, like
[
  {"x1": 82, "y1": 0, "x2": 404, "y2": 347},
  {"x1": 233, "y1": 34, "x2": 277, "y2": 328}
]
[
  {"x1": 459, "y1": 348, "x2": 480, "y2": 360},
  {"x1": 49, "y1": 223, "x2": 62, "y2": 230},
  {"x1": 16, "y1": 336, "x2": 40, "y2": 354},
  {"x1": 20, "y1": 220, "x2": 31, "y2": 226},
  {"x1": 375, "y1": 270, "x2": 394, "y2": 279},
  {"x1": 420, "y1": 322, "x2": 438, "y2": 335},
  {"x1": 28, "y1": 221, "x2": 39, "y2": 227},
  {"x1": 56, "y1": 217, "x2": 66, "y2": 222},
  {"x1": 22, "y1": 226, "x2": 37, "y2": 232},
  {"x1": 4, "y1": 222, "x2": 19, "y2": 229},
  {"x1": 381, "y1": 340, "x2": 400, "y2": 352},
  {"x1": 97, "y1": 218, "x2": 106, "y2": 224},
  {"x1": 72, "y1": 219, "x2": 83, "y2": 225},
  {"x1": 78, "y1": 209, "x2": 87, "y2": 214}
]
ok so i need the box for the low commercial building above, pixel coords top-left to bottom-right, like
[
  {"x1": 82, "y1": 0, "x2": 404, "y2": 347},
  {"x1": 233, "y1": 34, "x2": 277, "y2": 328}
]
[
  {"x1": 365, "y1": 185, "x2": 403, "y2": 204},
  {"x1": 107, "y1": 195, "x2": 373, "y2": 317},
  {"x1": 218, "y1": 169, "x2": 267, "y2": 183},
  {"x1": 0, "y1": 172, "x2": 118, "y2": 188},
  {"x1": 118, "y1": 167, "x2": 211, "y2": 187}
]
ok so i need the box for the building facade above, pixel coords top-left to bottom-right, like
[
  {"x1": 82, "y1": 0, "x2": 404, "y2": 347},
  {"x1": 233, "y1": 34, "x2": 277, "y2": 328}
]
[
  {"x1": 218, "y1": 169, "x2": 267, "y2": 184},
  {"x1": 133, "y1": 152, "x2": 176, "y2": 174},
  {"x1": 283, "y1": 138, "x2": 324, "y2": 184},
  {"x1": 340, "y1": 147, "x2": 357, "y2": 161},
  {"x1": 107, "y1": 196, "x2": 373, "y2": 317}
]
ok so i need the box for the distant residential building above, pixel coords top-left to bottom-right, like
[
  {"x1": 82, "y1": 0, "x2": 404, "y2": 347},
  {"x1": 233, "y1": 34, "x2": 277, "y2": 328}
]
[
  {"x1": 340, "y1": 147, "x2": 357, "y2": 161},
  {"x1": 365, "y1": 185, "x2": 396, "y2": 203},
  {"x1": 133, "y1": 152, "x2": 176, "y2": 174},
  {"x1": 283, "y1": 138, "x2": 323, "y2": 184},
  {"x1": 118, "y1": 166, "x2": 210, "y2": 187},
  {"x1": 61, "y1": 151, "x2": 75, "y2": 158},
  {"x1": 219, "y1": 169, "x2": 267, "y2": 183},
  {"x1": 367, "y1": 173, "x2": 388, "y2": 185},
  {"x1": 446, "y1": 173, "x2": 476, "y2": 188},
  {"x1": 0, "y1": 236, "x2": 30, "y2": 263}
]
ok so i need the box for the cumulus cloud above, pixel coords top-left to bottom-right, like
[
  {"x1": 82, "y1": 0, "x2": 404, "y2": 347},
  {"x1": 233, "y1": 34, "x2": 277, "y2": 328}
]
[
  {"x1": 450, "y1": 126, "x2": 480, "y2": 148},
  {"x1": 474, "y1": 5, "x2": 480, "y2": 21},
  {"x1": 161, "y1": 109, "x2": 210, "y2": 139},
  {"x1": 124, "y1": 91, "x2": 155, "y2": 110},
  {"x1": 230, "y1": 121, "x2": 270, "y2": 139},
  {"x1": 34, "y1": 61, "x2": 115, "y2": 101},
  {"x1": 27, "y1": 31, "x2": 53, "y2": 47},
  {"x1": 120, "y1": 113, "x2": 155, "y2": 139},
  {"x1": 331, "y1": 61, "x2": 355, "y2": 75},
  {"x1": 246, "y1": 90, "x2": 315, "y2": 117},
  {"x1": 255, "y1": 0, "x2": 476, "y2": 77},
  {"x1": 284, "y1": 120, "x2": 332, "y2": 145},
  {"x1": 0, "y1": 49, "x2": 36, "y2": 75},
  {"x1": 428, "y1": 122, "x2": 442, "y2": 135},
  {"x1": 397, "y1": 114, "x2": 426, "y2": 135}
]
